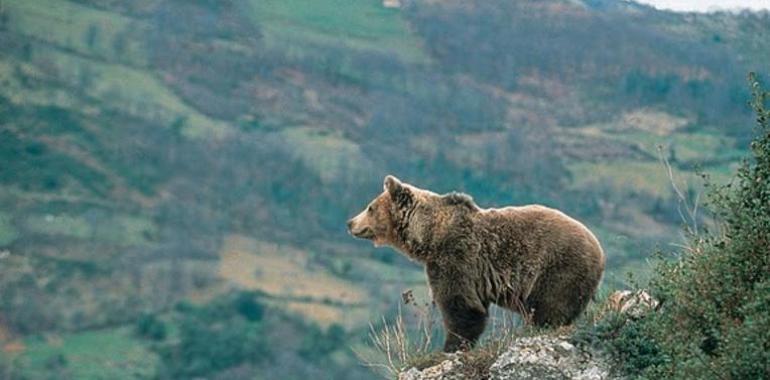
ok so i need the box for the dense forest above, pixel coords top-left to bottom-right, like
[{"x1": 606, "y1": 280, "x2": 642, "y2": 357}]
[{"x1": 0, "y1": 0, "x2": 768, "y2": 378}]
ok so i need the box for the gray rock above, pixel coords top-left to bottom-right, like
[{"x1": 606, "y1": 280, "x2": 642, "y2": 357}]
[
  {"x1": 607, "y1": 290, "x2": 658, "y2": 318},
  {"x1": 400, "y1": 335, "x2": 619, "y2": 380},
  {"x1": 554, "y1": 341, "x2": 575, "y2": 356},
  {"x1": 491, "y1": 336, "x2": 613, "y2": 380},
  {"x1": 399, "y1": 356, "x2": 464, "y2": 380}
]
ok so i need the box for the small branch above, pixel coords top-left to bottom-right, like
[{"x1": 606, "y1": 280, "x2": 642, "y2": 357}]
[{"x1": 657, "y1": 145, "x2": 702, "y2": 239}]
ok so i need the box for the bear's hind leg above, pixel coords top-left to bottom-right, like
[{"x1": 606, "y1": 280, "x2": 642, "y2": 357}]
[{"x1": 528, "y1": 285, "x2": 591, "y2": 327}]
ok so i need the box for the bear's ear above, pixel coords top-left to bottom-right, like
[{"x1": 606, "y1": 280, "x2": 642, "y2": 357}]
[
  {"x1": 384, "y1": 175, "x2": 403, "y2": 194},
  {"x1": 384, "y1": 175, "x2": 413, "y2": 206}
]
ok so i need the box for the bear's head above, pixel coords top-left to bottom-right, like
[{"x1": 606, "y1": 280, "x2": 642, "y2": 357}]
[{"x1": 347, "y1": 175, "x2": 478, "y2": 257}]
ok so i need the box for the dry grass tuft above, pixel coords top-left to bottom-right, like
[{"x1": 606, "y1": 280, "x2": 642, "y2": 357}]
[
  {"x1": 357, "y1": 294, "x2": 542, "y2": 379},
  {"x1": 355, "y1": 291, "x2": 441, "y2": 378}
]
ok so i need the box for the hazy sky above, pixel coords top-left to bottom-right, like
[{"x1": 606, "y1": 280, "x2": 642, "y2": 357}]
[{"x1": 634, "y1": 0, "x2": 770, "y2": 12}]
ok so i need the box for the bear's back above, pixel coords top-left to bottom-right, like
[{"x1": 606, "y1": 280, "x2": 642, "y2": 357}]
[{"x1": 478, "y1": 205, "x2": 599, "y2": 249}]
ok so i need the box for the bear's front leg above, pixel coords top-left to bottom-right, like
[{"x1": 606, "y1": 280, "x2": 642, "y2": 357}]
[
  {"x1": 426, "y1": 261, "x2": 489, "y2": 352},
  {"x1": 437, "y1": 294, "x2": 488, "y2": 352}
]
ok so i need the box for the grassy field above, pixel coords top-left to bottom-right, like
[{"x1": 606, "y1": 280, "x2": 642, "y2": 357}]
[
  {"x1": 241, "y1": 0, "x2": 429, "y2": 63},
  {"x1": 0, "y1": 212, "x2": 18, "y2": 246},
  {"x1": 30, "y1": 48, "x2": 230, "y2": 138},
  {"x1": 218, "y1": 235, "x2": 372, "y2": 327},
  {"x1": 568, "y1": 114, "x2": 739, "y2": 200},
  {"x1": 23, "y1": 213, "x2": 155, "y2": 246},
  {"x1": 0, "y1": 1, "x2": 764, "y2": 378},
  {"x1": 12, "y1": 327, "x2": 158, "y2": 380},
  {"x1": 281, "y1": 127, "x2": 372, "y2": 183},
  {"x1": 3, "y1": 0, "x2": 148, "y2": 66},
  {"x1": 2, "y1": 0, "x2": 231, "y2": 138},
  {"x1": 568, "y1": 160, "x2": 695, "y2": 197}
]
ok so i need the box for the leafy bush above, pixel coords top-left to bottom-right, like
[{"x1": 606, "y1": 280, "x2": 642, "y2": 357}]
[
  {"x1": 298, "y1": 323, "x2": 347, "y2": 360},
  {"x1": 582, "y1": 74, "x2": 770, "y2": 379},
  {"x1": 153, "y1": 291, "x2": 369, "y2": 379},
  {"x1": 156, "y1": 293, "x2": 270, "y2": 379},
  {"x1": 642, "y1": 73, "x2": 770, "y2": 379},
  {"x1": 572, "y1": 311, "x2": 665, "y2": 376},
  {"x1": 233, "y1": 292, "x2": 265, "y2": 322},
  {"x1": 135, "y1": 313, "x2": 167, "y2": 341},
  {"x1": 0, "y1": 353, "x2": 16, "y2": 380}
]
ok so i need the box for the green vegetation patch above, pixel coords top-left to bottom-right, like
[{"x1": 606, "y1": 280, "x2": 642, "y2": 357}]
[
  {"x1": 154, "y1": 294, "x2": 270, "y2": 378},
  {"x1": 0, "y1": 211, "x2": 19, "y2": 246},
  {"x1": 281, "y1": 127, "x2": 372, "y2": 183},
  {"x1": 17, "y1": 327, "x2": 158, "y2": 380},
  {"x1": 0, "y1": 130, "x2": 111, "y2": 196},
  {"x1": 242, "y1": 0, "x2": 428, "y2": 63},
  {"x1": 568, "y1": 160, "x2": 686, "y2": 198},
  {"x1": 607, "y1": 129, "x2": 741, "y2": 163},
  {"x1": 4, "y1": 0, "x2": 148, "y2": 65},
  {"x1": 101, "y1": 215, "x2": 156, "y2": 246},
  {"x1": 575, "y1": 75, "x2": 770, "y2": 379},
  {"x1": 24, "y1": 213, "x2": 155, "y2": 245},
  {"x1": 0, "y1": 59, "x2": 85, "y2": 111},
  {"x1": 25, "y1": 48, "x2": 230, "y2": 138},
  {"x1": 568, "y1": 158, "x2": 735, "y2": 199},
  {"x1": 24, "y1": 214, "x2": 91, "y2": 239}
]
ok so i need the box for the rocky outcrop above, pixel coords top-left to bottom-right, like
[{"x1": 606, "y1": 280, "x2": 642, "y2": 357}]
[
  {"x1": 399, "y1": 335, "x2": 618, "y2": 380},
  {"x1": 400, "y1": 356, "x2": 465, "y2": 380},
  {"x1": 488, "y1": 336, "x2": 614, "y2": 380},
  {"x1": 398, "y1": 292, "x2": 659, "y2": 379}
]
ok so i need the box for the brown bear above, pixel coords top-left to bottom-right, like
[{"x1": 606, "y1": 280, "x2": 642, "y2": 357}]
[{"x1": 347, "y1": 175, "x2": 605, "y2": 352}]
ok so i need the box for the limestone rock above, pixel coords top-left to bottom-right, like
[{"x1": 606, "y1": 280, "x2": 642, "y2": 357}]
[
  {"x1": 400, "y1": 335, "x2": 619, "y2": 380},
  {"x1": 489, "y1": 335, "x2": 612, "y2": 380},
  {"x1": 399, "y1": 355, "x2": 464, "y2": 380}
]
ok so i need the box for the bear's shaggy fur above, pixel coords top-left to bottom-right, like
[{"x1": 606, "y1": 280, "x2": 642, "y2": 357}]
[{"x1": 347, "y1": 176, "x2": 605, "y2": 352}]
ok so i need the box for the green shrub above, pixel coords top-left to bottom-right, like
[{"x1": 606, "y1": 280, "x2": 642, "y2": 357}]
[
  {"x1": 157, "y1": 293, "x2": 270, "y2": 378},
  {"x1": 572, "y1": 311, "x2": 666, "y2": 376},
  {"x1": 298, "y1": 323, "x2": 347, "y2": 360},
  {"x1": 233, "y1": 292, "x2": 265, "y2": 322},
  {"x1": 643, "y1": 73, "x2": 770, "y2": 379},
  {"x1": 135, "y1": 313, "x2": 167, "y2": 341},
  {"x1": 584, "y1": 74, "x2": 770, "y2": 379}
]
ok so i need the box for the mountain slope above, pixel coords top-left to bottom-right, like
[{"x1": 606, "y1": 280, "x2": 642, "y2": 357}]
[{"x1": 0, "y1": 0, "x2": 768, "y2": 378}]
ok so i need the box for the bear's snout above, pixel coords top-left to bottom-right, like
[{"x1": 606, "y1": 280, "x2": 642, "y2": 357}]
[
  {"x1": 346, "y1": 219, "x2": 354, "y2": 233},
  {"x1": 347, "y1": 215, "x2": 375, "y2": 240}
]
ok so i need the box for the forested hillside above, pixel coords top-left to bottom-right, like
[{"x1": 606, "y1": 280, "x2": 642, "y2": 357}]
[{"x1": 0, "y1": 0, "x2": 768, "y2": 378}]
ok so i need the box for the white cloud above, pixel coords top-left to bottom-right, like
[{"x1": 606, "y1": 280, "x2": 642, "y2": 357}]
[{"x1": 632, "y1": 0, "x2": 770, "y2": 12}]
